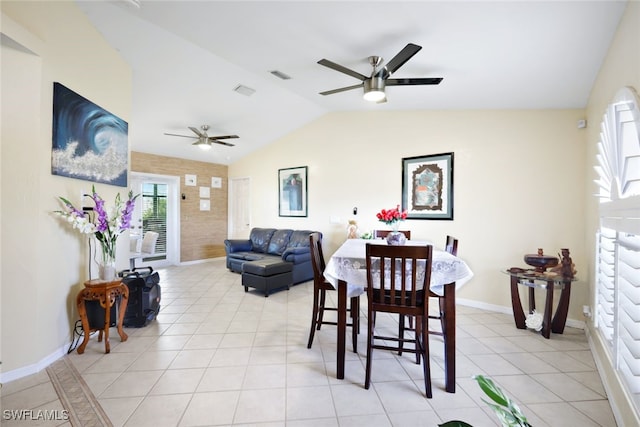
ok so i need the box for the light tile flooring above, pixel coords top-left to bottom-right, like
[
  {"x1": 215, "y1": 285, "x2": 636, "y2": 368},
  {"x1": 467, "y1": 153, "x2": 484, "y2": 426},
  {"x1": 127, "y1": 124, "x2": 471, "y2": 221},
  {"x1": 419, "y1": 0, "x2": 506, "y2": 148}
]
[{"x1": 1, "y1": 259, "x2": 616, "y2": 426}]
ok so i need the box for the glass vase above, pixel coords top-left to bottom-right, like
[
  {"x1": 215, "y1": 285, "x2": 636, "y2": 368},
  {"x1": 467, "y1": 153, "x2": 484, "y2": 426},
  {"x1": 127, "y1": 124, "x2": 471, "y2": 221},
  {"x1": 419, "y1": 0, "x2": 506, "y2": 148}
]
[
  {"x1": 98, "y1": 242, "x2": 117, "y2": 281},
  {"x1": 99, "y1": 258, "x2": 117, "y2": 281}
]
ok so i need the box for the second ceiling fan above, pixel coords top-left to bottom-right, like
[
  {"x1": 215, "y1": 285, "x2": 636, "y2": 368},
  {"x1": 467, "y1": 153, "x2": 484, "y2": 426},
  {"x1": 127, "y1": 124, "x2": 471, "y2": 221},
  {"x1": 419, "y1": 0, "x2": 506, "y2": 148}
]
[
  {"x1": 164, "y1": 125, "x2": 239, "y2": 150},
  {"x1": 318, "y1": 43, "x2": 443, "y2": 102}
]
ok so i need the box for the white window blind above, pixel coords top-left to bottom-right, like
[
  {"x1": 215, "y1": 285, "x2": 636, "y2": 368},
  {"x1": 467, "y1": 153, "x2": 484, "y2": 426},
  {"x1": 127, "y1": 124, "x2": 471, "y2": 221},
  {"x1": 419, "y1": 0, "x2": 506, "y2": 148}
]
[
  {"x1": 617, "y1": 234, "x2": 640, "y2": 393},
  {"x1": 142, "y1": 183, "x2": 167, "y2": 257},
  {"x1": 594, "y1": 86, "x2": 640, "y2": 413},
  {"x1": 595, "y1": 228, "x2": 616, "y2": 347}
]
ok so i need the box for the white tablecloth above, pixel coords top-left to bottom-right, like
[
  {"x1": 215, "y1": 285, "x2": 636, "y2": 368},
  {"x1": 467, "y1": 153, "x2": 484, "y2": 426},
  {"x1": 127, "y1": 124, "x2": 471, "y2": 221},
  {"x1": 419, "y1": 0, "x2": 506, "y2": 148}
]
[{"x1": 324, "y1": 238, "x2": 474, "y2": 298}]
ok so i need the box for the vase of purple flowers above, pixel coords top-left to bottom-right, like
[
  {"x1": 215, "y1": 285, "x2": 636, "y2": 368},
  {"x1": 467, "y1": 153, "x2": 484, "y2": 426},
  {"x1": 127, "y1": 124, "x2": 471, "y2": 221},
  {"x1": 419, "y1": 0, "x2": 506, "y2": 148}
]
[{"x1": 55, "y1": 185, "x2": 138, "y2": 281}]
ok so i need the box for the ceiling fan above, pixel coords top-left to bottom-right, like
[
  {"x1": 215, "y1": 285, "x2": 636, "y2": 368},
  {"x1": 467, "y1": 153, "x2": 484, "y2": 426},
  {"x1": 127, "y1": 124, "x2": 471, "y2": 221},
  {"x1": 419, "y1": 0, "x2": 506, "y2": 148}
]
[
  {"x1": 164, "y1": 125, "x2": 238, "y2": 150},
  {"x1": 318, "y1": 43, "x2": 443, "y2": 102}
]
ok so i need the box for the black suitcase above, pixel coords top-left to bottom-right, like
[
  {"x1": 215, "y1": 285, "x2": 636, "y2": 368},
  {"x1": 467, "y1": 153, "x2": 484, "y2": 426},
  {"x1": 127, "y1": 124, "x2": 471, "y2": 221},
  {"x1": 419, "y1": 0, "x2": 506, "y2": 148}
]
[{"x1": 120, "y1": 267, "x2": 161, "y2": 327}]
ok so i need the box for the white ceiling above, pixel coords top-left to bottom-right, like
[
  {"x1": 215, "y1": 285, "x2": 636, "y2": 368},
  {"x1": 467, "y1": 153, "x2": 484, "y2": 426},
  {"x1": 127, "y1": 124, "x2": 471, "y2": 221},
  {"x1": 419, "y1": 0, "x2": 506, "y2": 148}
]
[{"x1": 76, "y1": 0, "x2": 627, "y2": 165}]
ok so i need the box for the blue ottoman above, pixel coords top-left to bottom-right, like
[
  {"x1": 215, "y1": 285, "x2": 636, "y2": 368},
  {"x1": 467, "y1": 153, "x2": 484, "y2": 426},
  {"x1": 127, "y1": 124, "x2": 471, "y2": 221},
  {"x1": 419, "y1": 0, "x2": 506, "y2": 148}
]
[{"x1": 242, "y1": 259, "x2": 293, "y2": 297}]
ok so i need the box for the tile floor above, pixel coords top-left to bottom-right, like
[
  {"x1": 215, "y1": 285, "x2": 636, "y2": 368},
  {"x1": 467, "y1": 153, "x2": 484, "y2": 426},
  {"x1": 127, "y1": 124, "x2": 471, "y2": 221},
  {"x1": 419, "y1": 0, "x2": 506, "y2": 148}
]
[{"x1": 1, "y1": 259, "x2": 617, "y2": 426}]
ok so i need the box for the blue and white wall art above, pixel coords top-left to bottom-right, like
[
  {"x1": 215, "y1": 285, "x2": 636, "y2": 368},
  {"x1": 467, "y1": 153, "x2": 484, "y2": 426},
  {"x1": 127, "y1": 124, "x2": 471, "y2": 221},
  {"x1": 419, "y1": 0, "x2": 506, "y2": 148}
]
[{"x1": 51, "y1": 82, "x2": 128, "y2": 187}]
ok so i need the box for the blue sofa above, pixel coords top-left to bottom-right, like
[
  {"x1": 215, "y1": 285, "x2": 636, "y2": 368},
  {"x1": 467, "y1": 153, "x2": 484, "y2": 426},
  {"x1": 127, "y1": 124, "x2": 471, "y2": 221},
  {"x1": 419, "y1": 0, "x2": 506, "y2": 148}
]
[{"x1": 224, "y1": 228, "x2": 318, "y2": 292}]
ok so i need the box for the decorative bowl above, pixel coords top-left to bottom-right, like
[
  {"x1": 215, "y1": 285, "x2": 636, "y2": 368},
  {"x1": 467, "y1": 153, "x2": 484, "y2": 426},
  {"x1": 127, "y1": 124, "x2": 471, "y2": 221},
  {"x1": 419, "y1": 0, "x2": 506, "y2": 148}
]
[{"x1": 524, "y1": 254, "x2": 559, "y2": 273}]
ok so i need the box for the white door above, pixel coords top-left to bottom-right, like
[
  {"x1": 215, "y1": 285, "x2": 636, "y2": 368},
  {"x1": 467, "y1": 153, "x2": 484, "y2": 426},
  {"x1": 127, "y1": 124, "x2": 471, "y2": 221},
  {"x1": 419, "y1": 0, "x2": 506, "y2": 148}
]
[
  {"x1": 229, "y1": 177, "x2": 251, "y2": 238},
  {"x1": 130, "y1": 172, "x2": 180, "y2": 268}
]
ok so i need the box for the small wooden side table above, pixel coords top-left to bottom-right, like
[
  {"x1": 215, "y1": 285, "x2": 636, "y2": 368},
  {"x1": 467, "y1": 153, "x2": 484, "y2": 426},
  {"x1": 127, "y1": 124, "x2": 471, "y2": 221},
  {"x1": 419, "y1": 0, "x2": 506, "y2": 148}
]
[
  {"x1": 76, "y1": 279, "x2": 129, "y2": 354},
  {"x1": 503, "y1": 270, "x2": 576, "y2": 339}
]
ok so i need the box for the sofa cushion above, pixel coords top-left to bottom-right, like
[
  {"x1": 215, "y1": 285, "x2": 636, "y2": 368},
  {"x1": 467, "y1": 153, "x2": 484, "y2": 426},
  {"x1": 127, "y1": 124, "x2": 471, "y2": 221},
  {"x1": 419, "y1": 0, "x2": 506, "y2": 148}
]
[
  {"x1": 227, "y1": 252, "x2": 265, "y2": 261},
  {"x1": 249, "y1": 228, "x2": 276, "y2": 254},
  {"x1": 267, "y1": 229, "x2": 293, "y2": 256},
  {"x1": 287, "y1": 230, "x2": 316, "y2": 248}
]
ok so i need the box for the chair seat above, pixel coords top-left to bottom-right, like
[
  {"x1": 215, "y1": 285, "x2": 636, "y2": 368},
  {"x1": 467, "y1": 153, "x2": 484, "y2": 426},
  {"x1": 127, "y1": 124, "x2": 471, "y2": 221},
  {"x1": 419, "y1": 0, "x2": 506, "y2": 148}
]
[{"x1": 129, "y1": 231, "x2": 159, "y2": 270}]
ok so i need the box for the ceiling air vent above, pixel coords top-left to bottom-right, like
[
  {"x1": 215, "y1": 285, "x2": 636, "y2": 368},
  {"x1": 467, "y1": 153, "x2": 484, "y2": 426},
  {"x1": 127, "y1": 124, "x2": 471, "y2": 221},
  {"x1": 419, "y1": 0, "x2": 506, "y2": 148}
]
[
  {"x1": 270, "y1": 70, "x2": 291, "y2": 80},
  {"x1": 233, "y1": 84, "x2": 256, "y2": 97}
]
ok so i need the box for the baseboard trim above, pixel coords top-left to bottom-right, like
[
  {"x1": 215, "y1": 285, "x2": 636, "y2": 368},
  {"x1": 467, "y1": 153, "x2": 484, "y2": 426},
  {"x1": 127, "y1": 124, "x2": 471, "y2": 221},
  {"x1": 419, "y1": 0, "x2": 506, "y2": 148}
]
[
  {"x1": 0, "y1": 345, "x2": 67, "y2": 384},
  {"x1": 456, "y1": 297, "x2": 586, "y2": 330}
]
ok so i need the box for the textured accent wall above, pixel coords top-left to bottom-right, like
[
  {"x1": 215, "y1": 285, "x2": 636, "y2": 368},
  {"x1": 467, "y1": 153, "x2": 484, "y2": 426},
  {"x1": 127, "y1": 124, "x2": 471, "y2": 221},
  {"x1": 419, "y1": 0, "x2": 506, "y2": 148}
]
[{"x1": 131, "y1": 152, "x2": 228, "y2": 262}]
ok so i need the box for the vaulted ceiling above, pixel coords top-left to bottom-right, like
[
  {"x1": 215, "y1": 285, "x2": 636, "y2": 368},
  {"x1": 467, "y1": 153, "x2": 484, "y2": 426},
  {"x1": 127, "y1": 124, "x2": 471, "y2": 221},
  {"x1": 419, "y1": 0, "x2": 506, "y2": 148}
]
[{"x1": 77, "y1": 0, "x2": 627, "y2": 165}]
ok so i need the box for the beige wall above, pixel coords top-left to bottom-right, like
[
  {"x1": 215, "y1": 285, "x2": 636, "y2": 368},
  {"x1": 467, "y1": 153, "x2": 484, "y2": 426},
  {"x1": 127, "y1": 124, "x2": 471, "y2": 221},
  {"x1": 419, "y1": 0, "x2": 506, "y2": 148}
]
[
  {"x1": 230, "y1": 109, "x2": 588, "y2": 317},
  {"x1": 1, "y1": 1, "x2": 131, "y2": 378},
  {"x1": 131, "y1": 152, "x2": 228, "y2": 261},
  {"x1": 583, "y1": 2, "x2": 640, "y2": 426}
]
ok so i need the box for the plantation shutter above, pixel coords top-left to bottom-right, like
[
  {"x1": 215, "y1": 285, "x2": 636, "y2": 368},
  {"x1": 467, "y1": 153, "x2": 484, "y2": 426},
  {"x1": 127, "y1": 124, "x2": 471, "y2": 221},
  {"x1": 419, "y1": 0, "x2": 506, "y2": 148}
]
[
  {"x1": 617, "y1": 234, "x2": 640, "y2": 393},
  {"x1": 593, "y1": 87, "x2": 640, "y2": 412},
  {"x1": 595, "y1": 227, "x2": 616, "y2": 348}
]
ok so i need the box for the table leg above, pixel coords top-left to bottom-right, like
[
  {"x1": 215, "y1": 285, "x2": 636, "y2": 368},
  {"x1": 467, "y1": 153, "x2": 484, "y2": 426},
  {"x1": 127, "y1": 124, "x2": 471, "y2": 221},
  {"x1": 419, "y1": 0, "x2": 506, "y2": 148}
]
[
  {"x1": 552, "y1": 281, "x2": 571, "y2": 334},
  {"x1": 116, "y1": 284, "x2": 129, "y2": 342},
  {"x1": 541, "y1": 280, "x2": 554, "y2": 339},
  {"x1": 103, "y1": 291, "x2": 112, "y2": 353},
  {"x1": 510, "y1": 276, "x2": 526, "y2": 329},
  {"x1": 76, "y1": 291, "x2": 90, "y2": 354},
  {"x1": 337, "y1": 279, "x2": 347, "y2": 380},
  {"x1": 443, "y1": 283, "x2": 456, "y2": 393},
  {"x1": 528, "y1": 286, "x2": 536, "y2": 313}
]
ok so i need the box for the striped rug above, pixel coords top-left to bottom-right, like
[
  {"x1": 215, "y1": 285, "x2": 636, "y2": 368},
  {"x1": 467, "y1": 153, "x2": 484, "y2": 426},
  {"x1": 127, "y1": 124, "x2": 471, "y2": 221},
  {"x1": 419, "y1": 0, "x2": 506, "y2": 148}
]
[{"x1": 46, "y1": 357, "x2": 112, "y2": 427}]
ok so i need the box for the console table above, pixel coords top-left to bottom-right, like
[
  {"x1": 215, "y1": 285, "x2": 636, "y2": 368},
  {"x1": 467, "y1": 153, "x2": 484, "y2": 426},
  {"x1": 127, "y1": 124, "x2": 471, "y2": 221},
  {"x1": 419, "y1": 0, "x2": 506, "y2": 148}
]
[
  {"x1": 503, "y1": 270, "x2": 575, "y2": 339},
  {"x1": 76, "y1": 279, "x2": 129, "y2": 354}
]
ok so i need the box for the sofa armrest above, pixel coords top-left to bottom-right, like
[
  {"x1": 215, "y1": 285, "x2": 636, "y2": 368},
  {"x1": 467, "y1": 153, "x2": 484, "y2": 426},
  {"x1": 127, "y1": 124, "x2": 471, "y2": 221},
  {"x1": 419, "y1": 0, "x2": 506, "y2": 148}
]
[
  {"x1": 282, "y1": 246, "x2": 311, "y2": 264},
  {"x1": 224, "y1": 239, "x2": 252, "y2": 253}
]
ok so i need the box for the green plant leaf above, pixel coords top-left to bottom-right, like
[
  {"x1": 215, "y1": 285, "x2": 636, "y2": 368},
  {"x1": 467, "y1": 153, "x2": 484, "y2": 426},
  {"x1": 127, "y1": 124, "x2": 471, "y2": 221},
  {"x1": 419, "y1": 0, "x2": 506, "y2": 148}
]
[{"x1": 474, "y1": 375, "x2": 509, "y2": 407}]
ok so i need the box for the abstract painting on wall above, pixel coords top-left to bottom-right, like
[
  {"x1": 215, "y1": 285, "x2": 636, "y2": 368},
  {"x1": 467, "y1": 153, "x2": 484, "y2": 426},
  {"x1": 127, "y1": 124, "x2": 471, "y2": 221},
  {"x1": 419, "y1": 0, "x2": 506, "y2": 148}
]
[{"x1": 51, "y1": 82, "x2": 128, "y2": 187}]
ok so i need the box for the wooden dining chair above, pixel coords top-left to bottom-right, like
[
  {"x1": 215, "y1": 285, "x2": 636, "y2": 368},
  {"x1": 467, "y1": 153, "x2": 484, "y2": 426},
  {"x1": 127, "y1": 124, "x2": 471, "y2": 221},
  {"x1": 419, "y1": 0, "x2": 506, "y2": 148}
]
[
  {"x1": 399, "y1": 235, "x2": 458, "y2": 361},
  {"x1": 364, "y1": 243, "x2": 433, "y2": 398},
  {"x1": 307, "y1": 232, "x2": 360, "y2": 351},
  {"x1": 372, "y1": 229, "x2": 411, "y2": 239},
  {"x1": 430, "y1": 235, "x2": 458, "y2": 333}
]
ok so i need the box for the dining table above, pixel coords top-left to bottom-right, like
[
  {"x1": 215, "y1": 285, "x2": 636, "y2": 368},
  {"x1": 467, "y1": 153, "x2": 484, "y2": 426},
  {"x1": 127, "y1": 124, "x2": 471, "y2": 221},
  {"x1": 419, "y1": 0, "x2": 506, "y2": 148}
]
[{"x1": 323, "y1": 238, "x2": 474, "y2": 393}]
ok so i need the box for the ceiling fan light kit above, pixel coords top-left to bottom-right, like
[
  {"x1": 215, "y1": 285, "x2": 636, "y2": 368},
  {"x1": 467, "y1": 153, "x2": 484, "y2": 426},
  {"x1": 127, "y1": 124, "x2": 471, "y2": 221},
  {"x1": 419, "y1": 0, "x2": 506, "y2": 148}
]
[
  {"x1": 195, "y1": 140, "x2": 212, "y2": 150},
  {"x1": 363, "y1": 76, "x2": 386, "y2": 102}
]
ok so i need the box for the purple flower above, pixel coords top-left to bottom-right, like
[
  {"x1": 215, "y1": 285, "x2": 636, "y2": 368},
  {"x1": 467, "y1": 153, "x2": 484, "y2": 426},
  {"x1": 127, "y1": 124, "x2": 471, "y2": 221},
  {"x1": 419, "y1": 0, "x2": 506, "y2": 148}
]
[
  {"x1": 119, "y1": 194, "x2": 136, "y2": 231},
  {"x1": 54, "y1": 186, "x2": 139, "y2": 264}
]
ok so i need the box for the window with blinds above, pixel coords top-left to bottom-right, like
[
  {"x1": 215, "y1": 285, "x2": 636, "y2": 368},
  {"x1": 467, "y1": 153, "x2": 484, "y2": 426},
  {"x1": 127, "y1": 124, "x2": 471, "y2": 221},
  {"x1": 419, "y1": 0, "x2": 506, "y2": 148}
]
[
  {"x1": 593, "y1": 86, "x2": 640, "y2": 413},
  {"x1": 142, "y1": 183, "x2": 167, "y2": 259}
]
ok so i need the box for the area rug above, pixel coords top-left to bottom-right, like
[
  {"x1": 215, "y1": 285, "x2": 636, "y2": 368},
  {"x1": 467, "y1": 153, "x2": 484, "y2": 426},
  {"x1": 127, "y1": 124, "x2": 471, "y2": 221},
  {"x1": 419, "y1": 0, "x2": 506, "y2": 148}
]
[{"x1": 46, "y1": 357, "x2": 112, "y2": 427}]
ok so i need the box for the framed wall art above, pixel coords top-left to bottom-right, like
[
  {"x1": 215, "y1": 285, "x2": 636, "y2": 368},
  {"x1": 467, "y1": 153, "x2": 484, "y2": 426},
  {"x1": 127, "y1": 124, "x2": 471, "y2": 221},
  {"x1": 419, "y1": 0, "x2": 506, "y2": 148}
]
[
  {"x1": 51, "y1": 82, "x2": 129, "y2": 187},
  {"x1": 401, "y1": 152, "x2": 454, "y2": 220},
  {"x1": 278, "y1": 166, "x2": 307, "y2": 217}
]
